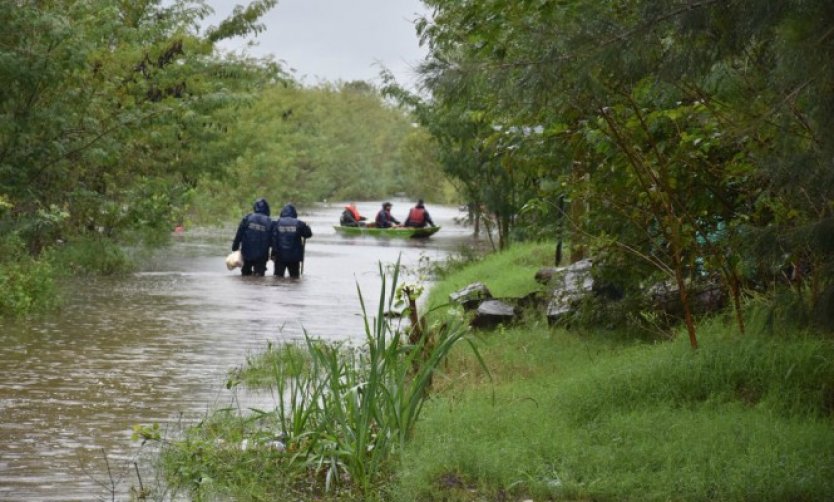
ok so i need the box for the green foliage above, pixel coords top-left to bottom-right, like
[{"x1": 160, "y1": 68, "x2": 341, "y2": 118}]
[
  {"x1": 49, "y1": 236, "x2": 135, "y2": 276},
  {"x1": 0, "y1": 233, "x2": 58, "y2": 316},
  {"x1": 406, "y1": 0, "x2": 834, "y2": 334},
  {"x1": 0, "y1": 0, "x2": 289, "y2": 315},
  {"x1": 189, "y1": 81, "x2": 453, "y2": 223},
  {"x1": 0, "y1": 0, "x2": 282, "y2": 260}
]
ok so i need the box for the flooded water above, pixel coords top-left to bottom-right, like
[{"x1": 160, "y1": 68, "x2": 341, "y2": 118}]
[{"x1": 0, "y1": 202, "x2": 477, "y2": 500}]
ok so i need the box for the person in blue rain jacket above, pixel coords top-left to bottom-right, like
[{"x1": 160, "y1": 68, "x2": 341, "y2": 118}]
[
  {"x1": 232, "y1": 198, "x2": 273, "y2": 276},
  {"x1": 271, "y1": 204, "x2": 312, "y2": 278},
  {"x1": 375, "y1": 201, "x2": 401, "y2": 228}
]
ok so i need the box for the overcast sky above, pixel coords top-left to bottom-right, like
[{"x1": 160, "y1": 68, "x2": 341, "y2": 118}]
[{"x1": 203, "y1": 0, "x2": 430, "y2": 89}]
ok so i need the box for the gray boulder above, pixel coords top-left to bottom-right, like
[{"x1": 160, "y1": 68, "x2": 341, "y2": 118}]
[
  {"x1": 450, "y1": 282, "x2": 493, "y2": 311},
  {"x1": 471, "y1": 300, "x2": 517, "y2": 328},
  {"x1": 647, "y1": 279, "x2": 726, "y2": 317},
  {"x1": 545, "y1": 259, "x2": 594, "y2": 323}
]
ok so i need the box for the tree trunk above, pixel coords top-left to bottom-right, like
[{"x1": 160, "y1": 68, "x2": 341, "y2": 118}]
[{"x1": 555, "y1": 194, "x2": 565, "y2": 266}]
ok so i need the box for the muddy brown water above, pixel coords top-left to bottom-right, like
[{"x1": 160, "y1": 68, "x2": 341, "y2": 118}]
[{"x1": 0, "y1": 202, "x2": 479, "y2": 500}]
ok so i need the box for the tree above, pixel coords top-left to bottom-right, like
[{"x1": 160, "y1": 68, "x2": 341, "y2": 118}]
[
  {"x1": 412, "y1": 0, "x2": 834, "y2": 341},
  {"x1": 0, "y1": 0, "x2": 279, "y2": 251},
  {"x1": 190, "y1": 79, "x2": 450, "y2": 221}
]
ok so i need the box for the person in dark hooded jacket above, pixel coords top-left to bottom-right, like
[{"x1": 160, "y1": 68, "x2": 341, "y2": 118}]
[
  {"x1": 232, "y1": 198, "x2": 273, "y2": 276},
  {"x1": 271, "y1": 204, "x2": 312, "y2": 278},
  {"x1": 375, "y1": 202, "x2": 401, "y2": 228}
]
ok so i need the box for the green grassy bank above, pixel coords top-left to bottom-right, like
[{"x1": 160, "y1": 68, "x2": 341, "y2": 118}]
[
  {"x1": 395, "y1": 323, "x2": 834, "y2": 500},
  {"x1": 395, "y1": 243, "x2": 834, "y2": 501},
  {"x1": 157, "y1": 242, "x2": 834, "y2": 501}
]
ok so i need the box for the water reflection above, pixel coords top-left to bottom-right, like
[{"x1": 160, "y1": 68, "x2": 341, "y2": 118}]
[{"x1": 0, "y1": 201, "x2": 477, "y2": 500}]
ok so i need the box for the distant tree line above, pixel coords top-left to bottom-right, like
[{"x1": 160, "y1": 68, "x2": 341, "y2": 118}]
[{"x1": 189, "y1": 79, "x2": 454, "y2": 222}]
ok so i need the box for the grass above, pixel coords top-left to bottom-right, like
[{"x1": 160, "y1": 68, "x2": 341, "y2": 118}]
[
  {"x1": 226, "y1": 340, "x2": 311, "y2": 389},
  {"x1": 393, "y1": 323, "x2": 834, "y2": 501},
  {"x1": 389, "y1": 246, "x2": 834, "y2": 501},
  {"x1": 426, "y1": 241, "x2": 552, "y2": 312}
]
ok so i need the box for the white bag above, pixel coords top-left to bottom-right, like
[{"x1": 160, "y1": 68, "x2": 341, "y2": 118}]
[{"x1": 225, "y1": 250, "x2": 243, "y2": 270}]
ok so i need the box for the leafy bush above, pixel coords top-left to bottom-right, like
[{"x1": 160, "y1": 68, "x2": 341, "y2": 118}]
[
  {"x1": 0, "y1": 233, "x2": 58, "y2": 315},
  {"x1": 49, "y1": 236, "x2": 135, "y2": 276}
]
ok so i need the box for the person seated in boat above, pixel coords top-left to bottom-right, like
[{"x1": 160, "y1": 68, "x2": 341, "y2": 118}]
[
  {"x1": 403, "y1": 199, "x2": 436, "y2": 228},
  {"x1": 375, "y1": 201, "x2": 401, "y2": 228},
  {"x1": 340, "y1": 202, "x2": 367, "y2": 227}
]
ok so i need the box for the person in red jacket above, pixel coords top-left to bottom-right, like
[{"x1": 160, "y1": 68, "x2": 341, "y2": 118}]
[{"x1": 403, "y1": 199, "x2": 435, "y2": 228}]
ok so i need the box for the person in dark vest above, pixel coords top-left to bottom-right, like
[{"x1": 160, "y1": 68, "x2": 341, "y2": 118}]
[
  {"x1": 340, "y1": 202, "x2": 367, "y2": 227},
  {"x1": 272, "y1": 203, "x2": 312, "y2": 278},
  {"x1": 403, "y1": 199, "x2": 435, "y2": 228},
  {"x1": 375, "y1": 201, "x2": 401, "y2": 228},
  {"x1": 232, "y1": 198, "x2": 273, "y2": 276}
]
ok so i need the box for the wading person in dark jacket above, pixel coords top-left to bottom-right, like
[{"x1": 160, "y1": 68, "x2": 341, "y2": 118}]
[
  {"x1": 232, "y1": 198, "x2": 273, "y2": 276},
  {"x1": 403, "y1": 199, "x2": 435, "y2": 228},
  {"x1": 375, "y1": 202, "x2": 400, "y2": 228},
  {"x1": 272, "y1": 204, "x2": 313, "y2": 278}
]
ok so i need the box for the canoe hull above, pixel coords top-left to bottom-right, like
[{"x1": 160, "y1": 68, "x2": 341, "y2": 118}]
[{"x1": 333, "y1": 225, "x2": 440, "y2": 238}]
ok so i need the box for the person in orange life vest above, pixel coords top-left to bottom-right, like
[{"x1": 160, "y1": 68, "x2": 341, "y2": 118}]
[
  {"x1": 375, "y1": 201, "x2": 401, "y2": 228},
  {"x1": 403, "y1": 199, "x2": 435, "y2": 228},
  {"x1": 340, "y1": 202, "x2": 367, "y2": 227}
]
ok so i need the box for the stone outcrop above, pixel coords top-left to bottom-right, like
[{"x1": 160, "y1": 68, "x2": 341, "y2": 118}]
[
  {"x1": 452, "y1": 257, "x2": 727, "y2": 331},
  {"x1": 544, "y1": 259, "x2": 594, "y2": 323},
  {"x1": 449, "y1": 282, "x2": 492, "y2": 311},
  {"x1": 470, "y1": 299, "x2": 517, "y2": 328},
  {"x1": 647, "y1": 280, "x2": 726, "y2": 317}
]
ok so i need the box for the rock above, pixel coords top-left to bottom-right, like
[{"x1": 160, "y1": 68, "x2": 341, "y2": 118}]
[
  {"x1": 546, "y1": 259, "x2": 594, "y2": 323},
  {"x1": 648, "y1": 279, "x2": 726, "y2": 317},
  {"x1": 471, "y1": 300, "x2": 517, "y2": 328},
  {"x1": 450, "y1": 282, "x2": 492, "y2": 311}
]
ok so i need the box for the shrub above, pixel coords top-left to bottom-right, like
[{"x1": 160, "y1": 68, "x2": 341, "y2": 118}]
[
  {"x1": 0, "y1": 233, "x2": 58, "y2": 316},
  {"x1": 49, "y1": 235, "x2": 135, "y2": 275}
]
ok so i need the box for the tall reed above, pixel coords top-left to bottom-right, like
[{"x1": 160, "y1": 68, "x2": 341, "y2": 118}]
[{"x1": 245, "y1": 259, "x2": 484, "y2": 494}]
